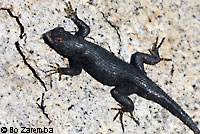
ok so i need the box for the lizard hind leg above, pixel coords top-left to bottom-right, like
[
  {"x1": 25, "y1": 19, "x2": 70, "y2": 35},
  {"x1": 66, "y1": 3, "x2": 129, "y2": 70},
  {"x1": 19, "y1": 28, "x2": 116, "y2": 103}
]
[
  {"x1": 130, "y1": 37, "x2": 171, "y2": 73},
  {"x1": 148, "y1": 37, "x2": 171, "y2": 62},
  {"x1": 111, "y1": 104, "x2": 140, "y2": 132},
  {"x1": 110, "y1": 86, "x2": 140, "y2": 132}
]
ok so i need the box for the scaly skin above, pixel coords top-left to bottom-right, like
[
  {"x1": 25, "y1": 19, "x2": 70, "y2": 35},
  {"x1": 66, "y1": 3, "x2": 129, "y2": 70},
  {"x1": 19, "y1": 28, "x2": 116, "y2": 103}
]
[{"x1": 43, "y1": 2, "x2": 200, "y2": 134}]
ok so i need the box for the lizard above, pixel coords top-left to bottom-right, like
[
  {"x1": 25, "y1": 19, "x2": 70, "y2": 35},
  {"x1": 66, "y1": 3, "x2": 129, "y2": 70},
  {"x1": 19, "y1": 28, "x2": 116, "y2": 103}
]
[{"x1": 42, "y1": 2, "x2": 200, "y2": 134}]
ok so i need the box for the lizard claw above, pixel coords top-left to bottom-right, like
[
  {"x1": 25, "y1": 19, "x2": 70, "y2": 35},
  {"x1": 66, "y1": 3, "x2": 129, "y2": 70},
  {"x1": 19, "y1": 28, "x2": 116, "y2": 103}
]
[
  {"x1": 64, "y1": 1, "x2": 77, "y2": 19},
  {"x1": 128, "y1": 111, "x2": 140, "y2": 126},
  {"x1": 111, "y1": 107, "x2": 125, "y2": 132},
  {"x1": 45, "y1": 63, "x2": 62, "y2": 81},
  {"x1": 111, "y1": 104, "x2": 139, "y2": 132},
  {"x1": 148, "y1": 37, "x2": 162, "y2": 55},
  {"x1": 148, "y1": 37, "x2": 172, "y2": 61}
]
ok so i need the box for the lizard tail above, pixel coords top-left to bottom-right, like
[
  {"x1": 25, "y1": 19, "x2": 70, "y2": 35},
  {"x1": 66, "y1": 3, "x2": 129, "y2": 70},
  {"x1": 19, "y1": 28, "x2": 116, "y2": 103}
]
[{"x1": 147, "y1": 89, "x2": 200, "y2": 134}]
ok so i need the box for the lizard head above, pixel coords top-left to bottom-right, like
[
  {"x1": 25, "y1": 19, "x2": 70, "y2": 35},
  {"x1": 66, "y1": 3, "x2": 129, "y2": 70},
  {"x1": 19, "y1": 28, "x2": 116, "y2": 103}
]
[{"x1": 42, "y1": 27, "x2": 76, "y2": 57}]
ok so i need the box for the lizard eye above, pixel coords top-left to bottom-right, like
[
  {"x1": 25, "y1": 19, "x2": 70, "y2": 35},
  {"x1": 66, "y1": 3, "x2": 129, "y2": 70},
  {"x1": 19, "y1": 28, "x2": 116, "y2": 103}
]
[{"x1": 54, "y1": 37, "x2": 64, "y2": 44}]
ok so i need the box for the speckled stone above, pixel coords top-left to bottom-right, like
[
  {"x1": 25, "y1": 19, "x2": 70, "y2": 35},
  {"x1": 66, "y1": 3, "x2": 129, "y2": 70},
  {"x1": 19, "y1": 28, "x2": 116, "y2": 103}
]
[{"x1": 0, "y1": 0, "x2": 199, "y2": 134}]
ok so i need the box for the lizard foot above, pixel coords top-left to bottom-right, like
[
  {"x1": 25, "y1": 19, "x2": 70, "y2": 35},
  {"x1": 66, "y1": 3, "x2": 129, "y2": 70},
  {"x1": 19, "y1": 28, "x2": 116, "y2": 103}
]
[
  {"x1": 64, "y1": 1, "x2": 77, "y2": 19},
  {"x1": 111, "y1": 104, "x2": 140, "y2": 132},
  {"x1": 149, "y1": 37, "x2": 172, "y2": 61},
  {"x1": 45, "y1": 63, "x2": 62, "y2": 81}
]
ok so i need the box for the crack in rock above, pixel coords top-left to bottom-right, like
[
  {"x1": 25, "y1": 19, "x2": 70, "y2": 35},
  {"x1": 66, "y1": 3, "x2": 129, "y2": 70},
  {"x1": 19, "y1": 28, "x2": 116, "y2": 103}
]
[{"x1": 1, "y1": 7, "x2": 51, "y2": 122}]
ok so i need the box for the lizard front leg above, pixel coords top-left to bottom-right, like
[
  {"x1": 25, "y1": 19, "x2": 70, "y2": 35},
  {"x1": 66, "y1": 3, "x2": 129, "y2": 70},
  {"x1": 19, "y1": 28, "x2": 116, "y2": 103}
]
[
  {"x1": 65, "y1": 2, "x2": 90, "y2": 38},
  {"x1": 46, "y1": 57, "x2": 82, "y2": 81}
]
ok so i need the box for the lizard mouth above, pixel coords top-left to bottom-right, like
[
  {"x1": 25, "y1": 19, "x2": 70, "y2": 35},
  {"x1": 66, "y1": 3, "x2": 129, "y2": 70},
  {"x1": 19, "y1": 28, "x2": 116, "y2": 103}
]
[
  {"x1": 42, "y1": 31, "x2": 56, "y2": 50},
  {"x1": 43, "y1": 27, "x2": 66, "y2": 49}
]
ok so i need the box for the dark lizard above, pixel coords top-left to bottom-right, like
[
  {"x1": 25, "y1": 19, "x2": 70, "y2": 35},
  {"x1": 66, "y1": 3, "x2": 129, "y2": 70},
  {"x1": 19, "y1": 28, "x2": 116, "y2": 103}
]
[{"x1": 42, "y1": 2, "x2": 200, "y2": 134}]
